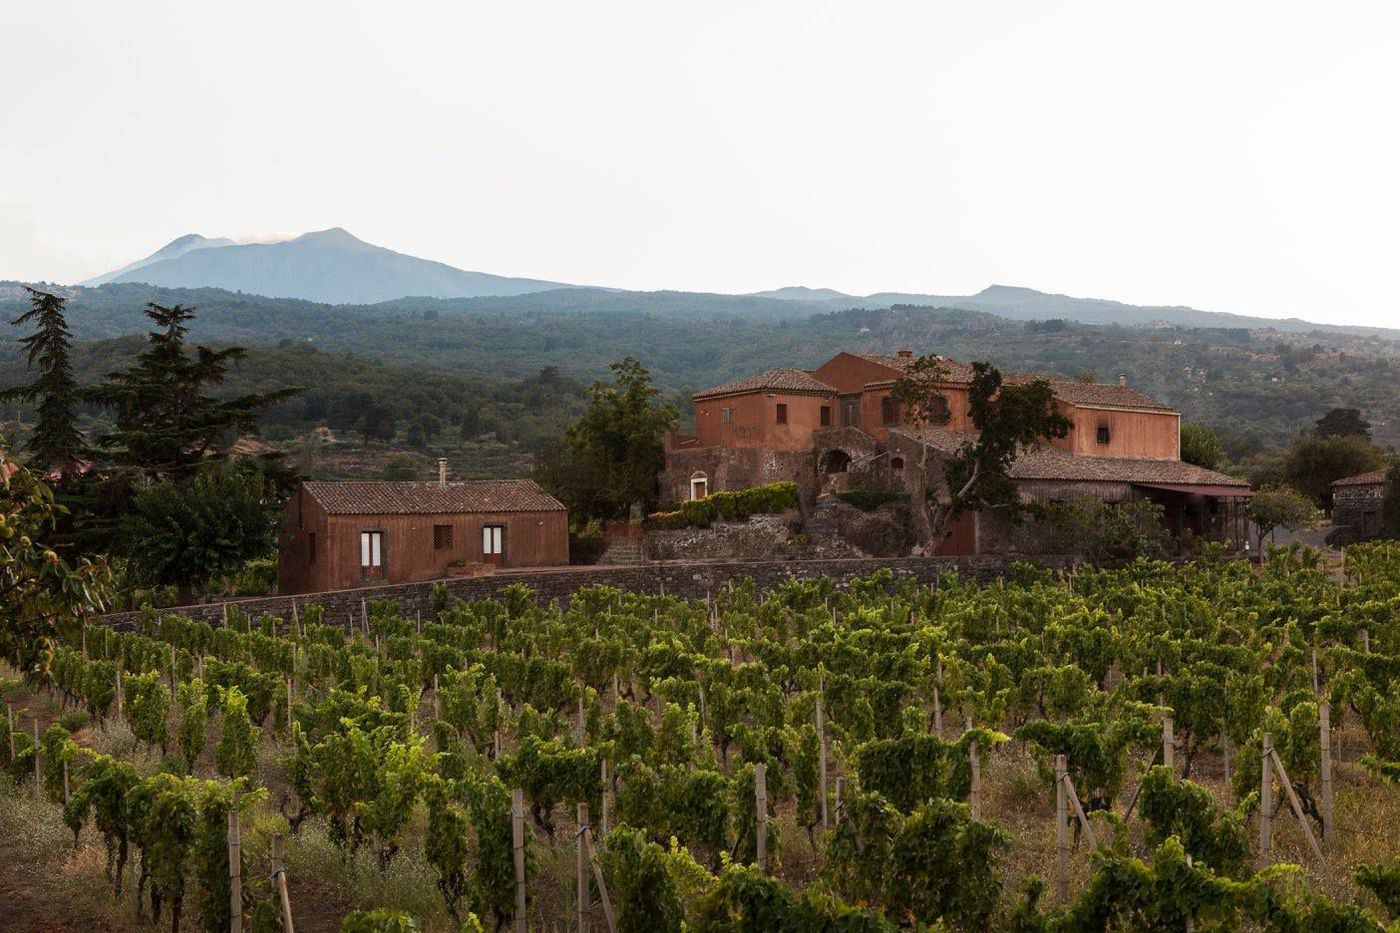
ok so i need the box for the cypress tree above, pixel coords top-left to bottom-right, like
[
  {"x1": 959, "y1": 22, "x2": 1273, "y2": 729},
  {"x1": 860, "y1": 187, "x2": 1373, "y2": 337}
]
[
  {"x1": 0, "y1": 287, "x2": 84, "y2": 471},
  {"x1": 91, "y1": 302, "x2": 299, "y2": 480}
]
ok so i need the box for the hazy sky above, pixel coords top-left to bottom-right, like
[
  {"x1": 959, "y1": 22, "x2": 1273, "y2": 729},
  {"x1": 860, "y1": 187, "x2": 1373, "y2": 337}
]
[{"x1": 3, "y1": 1, "x2": 1397, "y2": 327}]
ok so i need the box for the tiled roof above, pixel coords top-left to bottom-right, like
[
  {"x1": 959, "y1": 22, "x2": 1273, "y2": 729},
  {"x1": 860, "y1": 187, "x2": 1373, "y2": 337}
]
[
  {"x1": 855, "y1": 353, "x2": 978, "y2": 383},
  {"x1": 693, "y1": 369, "x2": 837, "y2": 400},
  {"x1": 303, "y1": 480, "x2": 566, "y2": 515},
  {"x1": 891, "y1": 428, "x2": 1250, "y2": 487},
  {"x1": 851, "y1": 353, "x2": 1175, "y2": 410},
  {"x1": 1332, "y1": 470, "x2": 1388, "y2": 487},
  {"x1": 1033, "y1": 378, "x2": 1177, "y2": 412}
]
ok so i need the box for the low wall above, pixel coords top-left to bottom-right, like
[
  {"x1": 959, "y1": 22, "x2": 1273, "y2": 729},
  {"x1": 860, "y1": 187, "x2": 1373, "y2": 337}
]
[{"x1": 98, "y1": 555, "x2": 1076, "y2": 629}]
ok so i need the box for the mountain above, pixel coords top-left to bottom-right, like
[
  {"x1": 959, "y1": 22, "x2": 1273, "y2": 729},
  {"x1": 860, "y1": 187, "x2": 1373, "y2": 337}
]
[
  {"x1": 95, "y1": 228, "x2": 569, "y2": 304},
  {"x1": 747, "y1": 285, "x2": 854, "y2": 301},
  {"x1": 80, "y1": 233, "x2": 234, "y2": 287}
]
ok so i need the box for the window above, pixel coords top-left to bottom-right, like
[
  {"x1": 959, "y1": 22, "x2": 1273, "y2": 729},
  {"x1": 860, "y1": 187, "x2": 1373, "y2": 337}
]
[
  {"x1": 881, "y1": 395, "x2": 899, "y2": 425},
  {"x1": 721, "y1": 407, "x2": 733, "y2": 423},
  {"x1": 890, "y1": 456, "x2": 904, "y2": 471},
  {"x1": 307, "y1": 532, "x2": 317, "y2": 564},
  {"x1": 433, "y1": 524, "x2": 454, "y2": 550},
  {"x1": 928, "y1": 396, "x2": 950, "y2": 424},
  {"x1": 820, "y1": 405, "x2": 831, "y2": 426},
  {"x1": 359, "y1": 530, "x2": 384, "y2": 579},
  {"x1": 482, "y1": 524, "x2": 505, "y2": 559},
  {"x1": 776, "y1": 403, "x2": 788, "y2": 425},
  {"x1": 841, "y1": 396, "x2": 860, "y2": 427},
  {"x1": 1096, "y1": 424, "x2": 1112, "y2": 445},
  {"x1": 690, "y1": 472, "x2": 709, "y2": 500}
]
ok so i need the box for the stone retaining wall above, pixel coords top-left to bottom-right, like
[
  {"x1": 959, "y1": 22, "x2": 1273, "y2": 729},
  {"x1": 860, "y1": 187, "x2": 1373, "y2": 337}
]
[{"x1": 99, "y1": 555, "x2": 1075, "y2": 629}]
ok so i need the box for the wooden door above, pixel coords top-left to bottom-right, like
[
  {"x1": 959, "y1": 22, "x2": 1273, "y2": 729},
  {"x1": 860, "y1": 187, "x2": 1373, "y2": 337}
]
[
  {"x1": 482, "y1": 524, "x2": 505, "y2": 566},
  {"x1": 360, "y1": 530, "x2": 385, "y2": 581}
]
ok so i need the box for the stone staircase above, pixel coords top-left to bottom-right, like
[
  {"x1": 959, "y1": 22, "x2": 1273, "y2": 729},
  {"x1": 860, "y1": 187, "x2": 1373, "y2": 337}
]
[{"x1": 598, "y1": 537, "x2": 646, "y2": 565}]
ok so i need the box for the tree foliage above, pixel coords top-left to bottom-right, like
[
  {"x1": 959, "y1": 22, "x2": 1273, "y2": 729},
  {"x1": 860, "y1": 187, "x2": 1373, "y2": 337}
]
[
  {"x1": 894, "y1": 359, "x2": 1071, "y2": 543},
  {"x1": 0, "y1": 288, "x2": 84, "y2": 470},
  {"x1": 536, "y1": 356, "x2": 677, "y2": 524}
]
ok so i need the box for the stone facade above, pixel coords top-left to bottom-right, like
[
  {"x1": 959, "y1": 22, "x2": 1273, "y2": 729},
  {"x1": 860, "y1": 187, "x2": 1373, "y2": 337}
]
[
  {"x1": 1332, "y1": 476, "x2": 1387, "y2": 539},
  {"x1": 99, "y1": 554, "x2": 1076, "y2": 630},
  {"x1": 658, "y1": 446, "x2": 817, "y2": 510}
]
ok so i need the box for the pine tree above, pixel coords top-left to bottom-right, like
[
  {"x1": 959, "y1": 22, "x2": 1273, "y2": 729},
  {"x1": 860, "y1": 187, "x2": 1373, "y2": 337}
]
[
  {"x1": 0, "y1": 288, "x2": 84, "y2": 471},
  {"x1": 90, "y1": 302, "x2": 299, "y2": 480}
]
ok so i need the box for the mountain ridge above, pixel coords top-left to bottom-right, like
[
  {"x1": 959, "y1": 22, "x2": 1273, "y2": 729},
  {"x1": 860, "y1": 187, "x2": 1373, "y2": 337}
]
[{"x1": 77, "y1": 228, "x2": 1393, "y2": 336}]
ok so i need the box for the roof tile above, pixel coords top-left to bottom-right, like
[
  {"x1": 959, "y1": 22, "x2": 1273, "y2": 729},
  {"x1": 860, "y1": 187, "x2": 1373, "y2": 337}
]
[
  {"x1": 303, "y1": 480, "x2": 566, "y2": 515},
  {"x1": 694, "y1": 368, "x2": 838, "y2": 400},
  {"x1": 891, "y1": 427, "x2": 1249, "y2": 486}
]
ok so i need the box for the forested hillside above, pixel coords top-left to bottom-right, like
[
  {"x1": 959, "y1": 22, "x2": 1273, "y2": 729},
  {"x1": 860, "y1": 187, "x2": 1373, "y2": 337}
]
[{"x1": 2, "y1": 282, "x2": 1396, "y2": 471}]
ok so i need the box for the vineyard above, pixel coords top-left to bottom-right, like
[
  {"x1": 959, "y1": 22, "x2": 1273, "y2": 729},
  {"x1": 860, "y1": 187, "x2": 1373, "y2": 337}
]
[{"x1": 2, "y1": 542, "x2": 1400, "y2": 931}]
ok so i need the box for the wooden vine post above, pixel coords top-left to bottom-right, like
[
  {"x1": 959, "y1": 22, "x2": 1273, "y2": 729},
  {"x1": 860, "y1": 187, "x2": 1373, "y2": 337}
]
[
  {"x1": 6, "y1": 703, "x2": 14, "y2": 761},
  {"x1": 33, "y1": 720, "x2": 40, "y2": 800},
  {"x1": 933, "y1": 659, "x2": 944, "y2": 739},
  {"x1": 1055, "y1": 754, "x2": 1069, "y2": 903},
  {"x1": 835, "y1": 776, "x2": 845, "y2": 825},
  {"x1": 1319, "y1": 702, "x2": 1334, "y2": 845},
  {"x1": 967, "y1": 715, "x2": 982, "y2": 820},
  {"x1": 755, "y1": 762, "x2": 769, "y2": 871},
  {"x1": 511, "y1": 787, "x2": 527, "y2": 933},
  {"x1": 228, "y1": 809, "x2": 243, "y2": 933},
  {"x1": 1163, "y1": 714, "x2": 1174, "y2": 772},
  {"x1": 600, "y1": 759, "x2": 610, "y2": 837},
  {"x1": 816, "y1": 680, "x2": 829, "y2": 830},
  {"x1": 1269, "y1": 744, "x2": 1325, "y2": 863},
  {"x1": 169, "y1": 644, "x2": 178, "y2": 698},
  {"x1": 432, "y1": 674, "x2": 441, "y2": 720},
  {"x1": 1259, "y1": 732, "x2": 1273, "y2": 860},
  {"x1": 115, "y1": 666, "x2": 124, "y2": 720},
  {"x1": 271, "y1": 832, "x2": 295, "y2": 933},
  {"x1": 577, "y1": 803, "x2": 590, "y2": 933},
  {"x1": 581, "y1": 804, "x2": 618, "y2": 933}
]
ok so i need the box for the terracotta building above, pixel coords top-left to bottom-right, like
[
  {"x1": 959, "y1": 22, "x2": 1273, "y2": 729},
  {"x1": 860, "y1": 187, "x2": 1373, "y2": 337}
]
[
  {"x1": 661, "y1": 350, "x2": 1251, "y2": 555},
  {"x1": 278, "y1": 468, "x2": 568, "y2": 595}
]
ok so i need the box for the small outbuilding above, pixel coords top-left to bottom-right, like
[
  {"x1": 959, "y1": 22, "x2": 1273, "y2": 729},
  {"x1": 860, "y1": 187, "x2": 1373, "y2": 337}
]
[
  {"x1": 278, "y1": 473, "x2": 569, "y2": 594},
  {"x1": 1331, "y1": 470, "x2": 1389, "y2": 540}
]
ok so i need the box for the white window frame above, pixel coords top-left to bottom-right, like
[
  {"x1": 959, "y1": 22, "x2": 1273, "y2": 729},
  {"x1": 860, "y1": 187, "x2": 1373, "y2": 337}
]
[
  {"x1": 690, "y1": 472, "x2": 709, "y2": 500},
  {"x1": 482, "y1": 524, "x2": 505, "y2": 556},
  {"x1": 359, "y1": 530, "x2": 384, "y2": 577}
]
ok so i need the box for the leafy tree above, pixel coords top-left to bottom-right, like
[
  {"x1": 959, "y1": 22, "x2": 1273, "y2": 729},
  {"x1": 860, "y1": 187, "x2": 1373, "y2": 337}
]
[
  {"x1": 0, "y1": 288, "x2": 84, "y2": 471},
  {"x1": 90, "y1": 302, "x2": 298, "y2": 480},
  {"x1": 1248, "y1": 485, "x2": 1320, "y2": 551},
  {"x1": 893, "y1": 359, "x2": 1071, "y2": 544},
  {"x1": 1315, "y1": 407, "x2": 1371, "y2": 440},
  {"x1": 118, "y1": 461, "x2": 281, "y2": 603},
  {"x1": 1180, "y1": 422, "x2": 1224, "y2": 470},
  {"x1": 0, "y1": 446, "x2": 110, "y2": 673},
  {"x1": 538, "y1": 356, "x2": 678, "y2": 523},
  {"x1": 1044, "y1": 493, "x2": 1171, "y2": 562},
  {"x1": 1280, "y1": 433, "x2": 1385, "y2": 510}
]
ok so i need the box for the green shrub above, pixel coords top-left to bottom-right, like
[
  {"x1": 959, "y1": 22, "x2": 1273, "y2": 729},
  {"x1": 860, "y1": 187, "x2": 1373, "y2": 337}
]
[
  {"x1": 341, "y1": 909, "x2": 422, "y2": 933},
  {"x1": 647, "y1": 482, "x2": 798, "y2": 530}
]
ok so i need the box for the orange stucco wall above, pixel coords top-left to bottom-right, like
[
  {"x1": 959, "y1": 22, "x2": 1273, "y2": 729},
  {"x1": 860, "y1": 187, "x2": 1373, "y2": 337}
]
[
  {"x1": 692, "y1": 390, "x2": 835, "y2": 451},
  {"x1": 811, "y1": 353, "x2": 903, "y2": 394},
  {"x1": 1052, "y1": 405, "x2": 1180, "y2": 459}
]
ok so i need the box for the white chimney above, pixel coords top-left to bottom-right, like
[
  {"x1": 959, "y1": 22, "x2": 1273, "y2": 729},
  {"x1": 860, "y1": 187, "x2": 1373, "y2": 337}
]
[
  {"x1": 437, "y1": 458, "x2": 448, "y2": 487},
  {"x1": 1118, "y1": 373, "x2": 1128, "y2": 387}
]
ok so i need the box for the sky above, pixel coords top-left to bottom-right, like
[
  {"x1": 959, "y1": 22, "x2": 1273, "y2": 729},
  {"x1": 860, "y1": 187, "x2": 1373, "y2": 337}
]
[{"x1": 2, "y1": 1, "x2": 1398, "y2": 328}]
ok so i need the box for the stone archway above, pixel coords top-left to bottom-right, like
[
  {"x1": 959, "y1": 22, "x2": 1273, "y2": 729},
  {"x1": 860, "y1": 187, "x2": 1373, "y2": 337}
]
[{"x1": 819, "y1": 448, "x2": 852, "y2": 474}]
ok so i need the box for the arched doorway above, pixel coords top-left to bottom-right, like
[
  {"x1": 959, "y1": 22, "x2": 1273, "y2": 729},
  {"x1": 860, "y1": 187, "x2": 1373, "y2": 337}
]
[
  {"x1": 820, "y1": 449, "x2": 852, "y2": 475},
  {"x1": 689, "y1": 471, "x2": 709, "y2": 500}
]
